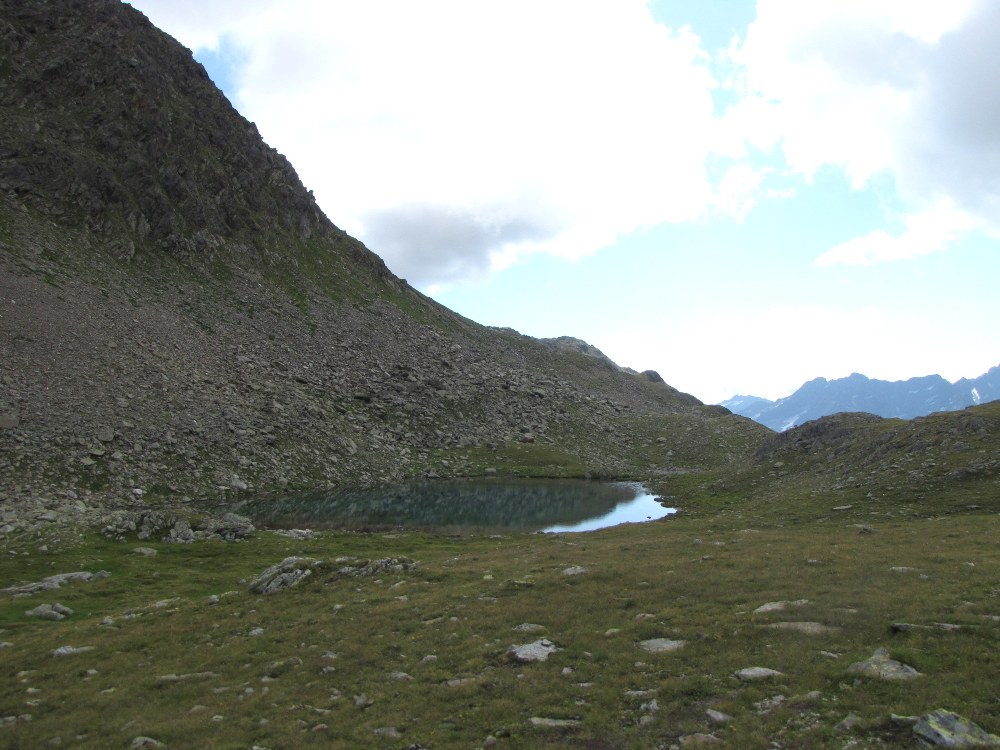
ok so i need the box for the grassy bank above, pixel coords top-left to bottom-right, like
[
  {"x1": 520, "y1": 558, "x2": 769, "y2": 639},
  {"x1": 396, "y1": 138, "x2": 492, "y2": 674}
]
[{"x1": 1, "y1": 507, "x2": 997, "y2": 749}]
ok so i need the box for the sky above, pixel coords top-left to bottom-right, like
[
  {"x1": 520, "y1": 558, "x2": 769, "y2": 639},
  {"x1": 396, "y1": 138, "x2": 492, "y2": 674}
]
[{"x1": 127, "y1": 0, "x2": 1000, "y2": 404}]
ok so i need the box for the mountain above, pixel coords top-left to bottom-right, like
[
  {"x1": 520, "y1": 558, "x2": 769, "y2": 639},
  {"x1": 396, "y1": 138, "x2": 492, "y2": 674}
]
[
  {"x1": 0, "y1": 0, "x2": 767, "y2": 506},
  {"x1": 721, "y1": 366, "x2": 1000, "y2": 431}
]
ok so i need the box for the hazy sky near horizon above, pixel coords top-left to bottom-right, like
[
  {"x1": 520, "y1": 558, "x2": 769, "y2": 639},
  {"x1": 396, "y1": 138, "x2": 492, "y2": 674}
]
[{"x1": 128, "y1": 0, "x2": 1000, "y2": 403}]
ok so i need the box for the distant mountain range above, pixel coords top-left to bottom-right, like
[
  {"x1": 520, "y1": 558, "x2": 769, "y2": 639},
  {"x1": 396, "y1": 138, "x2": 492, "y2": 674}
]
[{"x1": 722, "y1": 365, "x2": 1000, "y2": 431}]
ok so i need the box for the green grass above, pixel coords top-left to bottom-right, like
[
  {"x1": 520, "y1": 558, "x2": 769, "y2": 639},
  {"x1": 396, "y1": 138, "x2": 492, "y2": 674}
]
[{"x1": 2, "y1": 508, "x2": 997, "y2": 749}]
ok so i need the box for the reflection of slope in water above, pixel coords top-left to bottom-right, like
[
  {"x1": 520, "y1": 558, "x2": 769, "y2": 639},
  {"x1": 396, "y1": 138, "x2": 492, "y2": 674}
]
[{"x1": 236, "y1": 479, "x2": 675, "y2": 532}]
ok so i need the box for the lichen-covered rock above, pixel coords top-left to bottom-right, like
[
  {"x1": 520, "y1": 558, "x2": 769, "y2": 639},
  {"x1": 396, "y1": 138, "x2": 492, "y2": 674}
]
[
  {"x1": 248, "y1": 557, "x2": 323, "y2": 594},
  {"x1": 913, "y1": 709, "x2": 1000, "y2": 747},
  {"x1": 847, "y1": 647, "x2": 921, "y2": 681}
]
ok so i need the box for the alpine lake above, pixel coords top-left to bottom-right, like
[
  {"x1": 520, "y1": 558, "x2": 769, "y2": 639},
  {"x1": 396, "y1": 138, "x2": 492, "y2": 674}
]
[{"x1": 232, "y1": 478, "x2": 676, "y2": 534}]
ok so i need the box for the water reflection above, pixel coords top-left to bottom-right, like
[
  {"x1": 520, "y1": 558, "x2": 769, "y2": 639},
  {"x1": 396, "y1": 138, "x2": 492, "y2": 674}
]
[{"x1": 234, "y1": 479, "x2": 676, "y2": 533}]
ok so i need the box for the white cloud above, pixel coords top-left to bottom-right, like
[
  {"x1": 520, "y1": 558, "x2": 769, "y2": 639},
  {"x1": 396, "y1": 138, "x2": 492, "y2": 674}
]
[
  {"x1": 129, "y1": 1, "x2": 724, "y2": 285},
  {"x1": 725, "y1": 0, "x2": 1000, "y2": 263},
  {"x1": 814, "y1": 202, "x2": 976, "y2": 266}
]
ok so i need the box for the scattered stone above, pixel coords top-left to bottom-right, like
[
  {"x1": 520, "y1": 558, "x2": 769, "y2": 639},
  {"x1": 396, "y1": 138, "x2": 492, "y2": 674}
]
[
  {"x1": 529, "y1": 717, "x2": 581, "y2": 729},
  {"x1": 26, "y1": 603, "x2": 71, "y2": 621},
  {"x1": 754, "y1": 599, "x2": 809, "y2": 614},
  {"x1": 389, "y1": 671, "x2": 412, "y2": 681},
  {"x1": 271, "y1": 529, "x2": 316, "y2": 539},
  {"x1": 248, "y1": 628, "x2": 264, "y2": 637},
  {"x1": 561, "y1": 566, "x2": 587, "y2": 576},
  {"x1": 247, "y1": 557, "x2": 323, "y2": 594},
  {"x1": 638, "y1": 638, "x2": 686, "y2": 654},
  {"x1": 373, "y1": 727, "x2": 401, "y2": 739},
  {"x1": 353, "y1": 694, "x2": 373, "y2": 709},
  {"x1": 337, "y1": 557, "x2": 416, "y2": 577},
  {"x1": 755, "y1": 694, "x2": 786, "y2": 714},
  {"x1": 836, "y1": 713, "x2": 863, "y2": 732},
  {"x1": 51, "y1": 646, "x2": 94, "y2": 657},
  {"x1": 705, "y1": 709, "x2": 733, "y2": 724},
  {"x1": 766, "y1": 621, "x2": 840, "y2": 635},
  {"x1": 734, "y1": 667, "x2": 784, "y2": 681},
  {"x1": 4, "y1": 571, "x2": 110, "y2": 596},
  {"x1": 847, "y1": 647, "x2": 921, "y2": 681},
  {"x1": 132, "y1": 547, "x2": 158, "y2": 557},
  {"x1": 891, "y1": 622, "x2": 962, "y2": 634},
  {"x1": 512, "y1": 623, "x2": 545, "y2": 634},
  {"x1": 263, "y1": 657, "x2": 302, "y2": 678},
  {"x1": 912, "y1": 709, "x2": 1000, "y2": 747},
  {"x1": 445, "y1": 677, "x2": 477, "y2": 687},
  {"x1": 129, "y1": 738, "x2": 164, "y2": 749},
  {"x1": 890, "y1": 566, "x2": 918, "y2": 574},
  {"x1": 508, "y1": 639, "x2": 558, "y2": 663}
]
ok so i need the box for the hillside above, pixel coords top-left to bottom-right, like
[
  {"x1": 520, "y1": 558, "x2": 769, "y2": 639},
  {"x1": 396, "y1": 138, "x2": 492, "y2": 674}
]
[
  {"x1": 0, "y1": 0, "x2": 765, "y2": 521},
  {"x1": 722, "y1": 367, "x2": 1000, "y2": 431}
]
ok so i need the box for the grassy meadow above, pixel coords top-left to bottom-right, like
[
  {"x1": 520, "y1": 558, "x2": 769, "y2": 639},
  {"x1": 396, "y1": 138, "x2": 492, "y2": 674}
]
[{"x1": 1, "y1": 495, "x2": 997, "y2": 749}]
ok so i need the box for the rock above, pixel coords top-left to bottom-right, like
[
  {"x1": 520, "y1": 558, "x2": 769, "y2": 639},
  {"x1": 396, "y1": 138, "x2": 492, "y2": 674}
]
[
  {"x1": 912, "y1": 709, "x2": 1000, "y2": 747},
  {"x1": 847, "y1": 647, "x2": 921, "y2": 681},
  {"x1": 754, "y1": 599, "x2": 809, "y2": 614},
  {"x1": 96, "y1": 426, "x2": 115, "y2": 443},
  {"x1": 512, "y1": 623, "x2": 545, "y2": 634},
  {"x1": 247, "y1": 557, "x2": 323, "y2": 594},
  {"x1": 26, "y1": 603, "x2": 67, "y2": 621},
  {"x1": 705, "y1": 708, "x2": 733, "y2": 724},
  {"x1": 0, "y1": 413, "x2": 19, "y2": 429},
  {"x1": 4, "y1": 571, "x2": 110, "y2": 596},
  {"x1": 373, "y1": 727, "x2": 401, "y2": 739},
  {"x1": 638, "y1": 638, "x2": 686, "y2": 654},
  {"x1": 52, "y1": 645, "x2": 94, "y2": 657},
  {"x1": 734, "y1": 667, "x2": 784, "y2": 681},
  {"x1": 561, "y1": 566, "x2": 587, "y2": 576},
  {"x1": 337, "y1": 557, "x2": 416, "y2": 577},
  {"x1": 508, "y1": 639, "x2": 558, "y2": 663},
  {"x1": 836, "y1": 713, "x2": 862, "y2": 732},
  {"x1": 130, "y1": 738, "x2": 164, "y2": 749},
  {"x1": 529, "y1": 717, "x2": 581, "y2": 729},
  {"x1": 765, "y1": 621, "x2": 840, "y2": 635},
  {"x1": 132, "y1": 547, "x2": 158, "y2": 557}
]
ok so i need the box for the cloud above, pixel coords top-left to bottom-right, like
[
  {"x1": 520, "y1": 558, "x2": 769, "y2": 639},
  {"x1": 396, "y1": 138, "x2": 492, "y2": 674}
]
[
  {"x1": 814, "y1": 202, "x2": 975, "y2": 266},
  {"x1": 725, "y1": 0, "x2": 1000, "y2": 262},
  {"x1": 361, "y1": 202, "x2": 559, "y2": 286},
  {"x1": 127, "y1": 0, "x2": 723, "y2": 286}
]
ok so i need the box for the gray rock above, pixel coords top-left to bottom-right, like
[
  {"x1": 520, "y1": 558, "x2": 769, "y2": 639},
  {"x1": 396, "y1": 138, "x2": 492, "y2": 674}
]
[
  {"x1": 705, "y1": 709, "x2": 733, "y2": 724},
  {"x1": 836, "y1": 712, "x2": 862, "y2": 732},
  {"x1": 4, "y1": 571, "x2": 110, "y2": 596},
  {"x1": 680, "y1": 734, "x2": 722, "y2": 746},
  {"x1": 847, "y1": 647, "x2": 921, "y2": 681},
  {"x1": 529, "y1": 717, "x2": 581, "y2": 729},
  {"x1": 26, "y1": 603, "x2": 66, "y2": 621},
  {"x1": 52, "y1": 645, "x2": 94, "y2": 657},
  {"x1": 512, "y1": 623, "x2": 545, "y2": 634},
  {"x1": 734, "y1": 667, "x2": 784, "y2": 681},
  {"x1": 561, "y1": 566, "x2": 587, "y2": 576},
  {"x1": 248, "y1": 557, "x2": 323, "y2": 594},
  {"x1": 0, "y1": 413, "x2": 19, "y2": 429},
  {"x1": 754, "y1": 599, "x2": 809, "y2": 614},
  {"x1": 638, "y1": 638, "x2": 686, "y2": 654},
  {"x1": 132, "y1": 547, "x2": 158, "y2": 557},
  {"x1": 508, "y1": 639, "x2": 559, "y2": 663},
  {"x1": 130, "y1": 738, "x2": 164, "y2": 749},
  {"x1": 913, "y1": 709, "x2": 1000, "y2": 747}
]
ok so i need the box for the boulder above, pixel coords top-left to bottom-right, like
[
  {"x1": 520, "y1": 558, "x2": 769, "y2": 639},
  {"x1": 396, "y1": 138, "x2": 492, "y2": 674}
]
[
  {"x1": 248, "y1": 557, "x2": 323, "y2": 594},
  {"x1": 913, "y1": 709, "x2": 1000, "y2": 747},
  {"x1": 847, "y1": 647, "x2": 921, "y2": 681}
]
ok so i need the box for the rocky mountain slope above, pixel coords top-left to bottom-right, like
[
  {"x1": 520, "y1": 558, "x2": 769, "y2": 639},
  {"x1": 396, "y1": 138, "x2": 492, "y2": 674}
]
[
  {"x1": 723, "y1": 366, "x2": 1000, "y2": 431},
  {"x1": 0, "y1": 0, "x2": 766, "y2": 519}
]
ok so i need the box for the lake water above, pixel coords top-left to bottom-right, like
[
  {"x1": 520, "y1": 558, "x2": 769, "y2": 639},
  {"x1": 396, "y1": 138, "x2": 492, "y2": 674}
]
[{"x1": 235, "y1": 479, "x2": 676, "y2": 533}]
